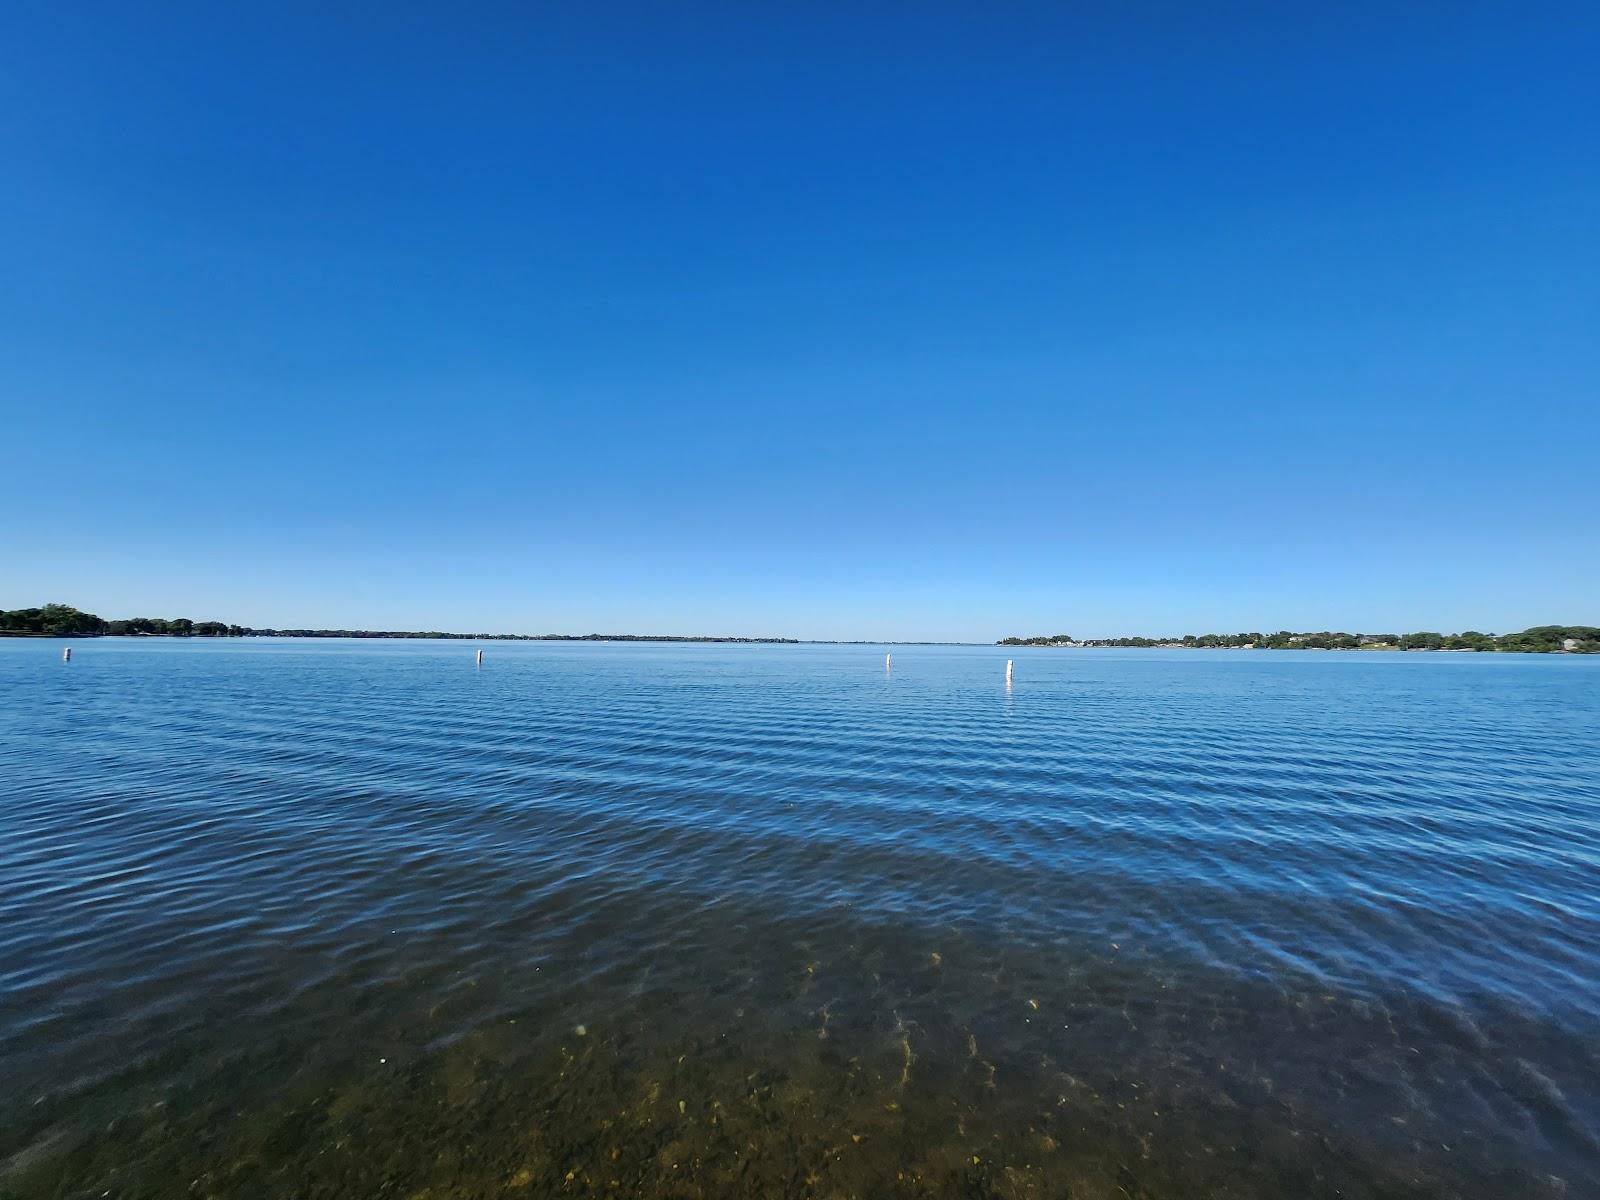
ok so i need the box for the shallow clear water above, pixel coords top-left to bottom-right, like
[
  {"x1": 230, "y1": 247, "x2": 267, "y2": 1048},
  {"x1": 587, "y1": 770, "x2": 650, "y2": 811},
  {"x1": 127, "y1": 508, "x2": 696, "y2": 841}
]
[{"x1": 1, "y1": 639, "x2": 1597, "y2": 1199}]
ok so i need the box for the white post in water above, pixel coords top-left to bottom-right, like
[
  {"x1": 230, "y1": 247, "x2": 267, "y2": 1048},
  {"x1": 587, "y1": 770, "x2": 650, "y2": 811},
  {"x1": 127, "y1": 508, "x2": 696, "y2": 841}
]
[
  {"x1": 62, "y1": 646, "x2": 71, "y2": 662},
  {"x1": 885, "y1": 652, "x2": 892, "y2": 671},
  {"x1": 476, "y1": 649, "x2": 483, "y2": 667},
  {"x1": 1005, "y1": 658, "x2": 1013, "y2": 685}
]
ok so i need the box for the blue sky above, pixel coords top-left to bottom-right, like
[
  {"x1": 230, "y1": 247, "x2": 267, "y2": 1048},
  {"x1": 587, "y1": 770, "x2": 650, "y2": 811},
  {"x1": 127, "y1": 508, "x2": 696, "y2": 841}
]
[{"x1": 2, "y1": 4, "x2": 1595, "y2": 640}]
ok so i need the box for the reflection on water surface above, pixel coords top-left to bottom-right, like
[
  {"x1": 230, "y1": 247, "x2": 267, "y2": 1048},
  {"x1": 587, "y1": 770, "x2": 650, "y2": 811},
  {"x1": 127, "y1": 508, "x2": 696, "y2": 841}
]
[{"x1": 1, "y1": 640, "x2": 1596, "y2": 1198}]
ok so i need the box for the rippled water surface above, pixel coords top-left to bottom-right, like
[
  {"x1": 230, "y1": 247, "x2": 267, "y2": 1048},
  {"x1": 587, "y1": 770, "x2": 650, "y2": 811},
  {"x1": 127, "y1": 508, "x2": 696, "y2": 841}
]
[{"x1": 2, "y1": 639, "x2": 1597, "y2": 1199}]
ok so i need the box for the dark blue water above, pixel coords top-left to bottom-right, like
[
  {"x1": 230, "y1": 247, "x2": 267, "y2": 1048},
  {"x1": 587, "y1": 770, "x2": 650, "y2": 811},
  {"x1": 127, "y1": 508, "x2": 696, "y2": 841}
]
[{"x1": 2, "y1": 639, "x2": 1597, "y2": 1198}]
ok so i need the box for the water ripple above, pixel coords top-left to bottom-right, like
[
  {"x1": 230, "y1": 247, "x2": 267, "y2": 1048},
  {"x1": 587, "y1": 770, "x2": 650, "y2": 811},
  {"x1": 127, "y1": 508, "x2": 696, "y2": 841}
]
[{"x1": 1, "y1": 639, "x2": 1597, "y2": 1198}]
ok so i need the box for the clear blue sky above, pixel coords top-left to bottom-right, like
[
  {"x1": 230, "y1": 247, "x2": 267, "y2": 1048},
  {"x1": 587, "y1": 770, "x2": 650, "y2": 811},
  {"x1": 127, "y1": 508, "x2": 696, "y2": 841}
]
[{"x1": 2, "y1": 4, "x2": 1595, "y2": 640}]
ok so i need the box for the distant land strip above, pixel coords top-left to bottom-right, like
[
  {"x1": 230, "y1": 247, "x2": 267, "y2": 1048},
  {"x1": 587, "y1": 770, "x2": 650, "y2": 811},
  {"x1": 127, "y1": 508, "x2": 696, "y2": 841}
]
[
  {"x1": 6, "y1": 605, "x2": 1596, "y2": 653},
  {"x1": 0, "y1": 605, "x2": 797, "y2": 644},
  {"x1": 999, "y1": 628, "x2": 1598, "y2": 653}
]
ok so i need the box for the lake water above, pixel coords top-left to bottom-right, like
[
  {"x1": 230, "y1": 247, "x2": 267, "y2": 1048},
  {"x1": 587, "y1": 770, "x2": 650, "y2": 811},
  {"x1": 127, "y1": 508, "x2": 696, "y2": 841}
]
[{"x1": 1, "y1": 639, "x2": 1596, "y2": 1199}]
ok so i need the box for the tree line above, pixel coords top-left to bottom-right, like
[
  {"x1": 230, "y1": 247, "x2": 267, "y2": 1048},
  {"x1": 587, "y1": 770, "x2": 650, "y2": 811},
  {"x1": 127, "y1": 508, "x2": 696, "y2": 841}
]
[
  {"x1": 999, "y1": 627, "x2": 1598, "y2": 653},
  {"x1": 0, "y1": 604, "x2": 797, "y2": 643}
]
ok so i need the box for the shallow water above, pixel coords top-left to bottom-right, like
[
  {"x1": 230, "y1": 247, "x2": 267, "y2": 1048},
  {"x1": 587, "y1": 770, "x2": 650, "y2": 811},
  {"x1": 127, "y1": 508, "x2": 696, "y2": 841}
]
[{"x1": 1, "y1": 639, "x2": 1597, "y2": 1199}]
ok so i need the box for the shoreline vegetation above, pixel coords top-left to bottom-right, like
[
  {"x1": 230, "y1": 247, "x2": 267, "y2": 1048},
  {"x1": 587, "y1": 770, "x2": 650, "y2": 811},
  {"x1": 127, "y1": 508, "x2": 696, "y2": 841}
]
[
  {"x1": 999, "y1": 627, "x2": 1599, "y2": 653},
  {"x1": 3, "y1": 605, "x2": 1594, "y2": 653},
  {"x1": 0, "y1": 604, "x2": 797, "y2": 644}
]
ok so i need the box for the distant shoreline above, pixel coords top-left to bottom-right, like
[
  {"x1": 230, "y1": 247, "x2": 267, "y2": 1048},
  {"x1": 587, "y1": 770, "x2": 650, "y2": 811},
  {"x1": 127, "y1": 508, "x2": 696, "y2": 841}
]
[
  {"x1": 999, "y1": 626, "x2": 1598, "y2": 654},
  {"x1": 0, "y1": 605, "x2": 965, "y2": 645},
  {"x1": 0, "y1": 630, "x2": 973, "y2": 646},
  {"x1": 4, "y1": 605, "x2": 1595, "y2": 653},
  {"x1": 0, "y1": 631, "x2": 974, "y2": 647}
]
